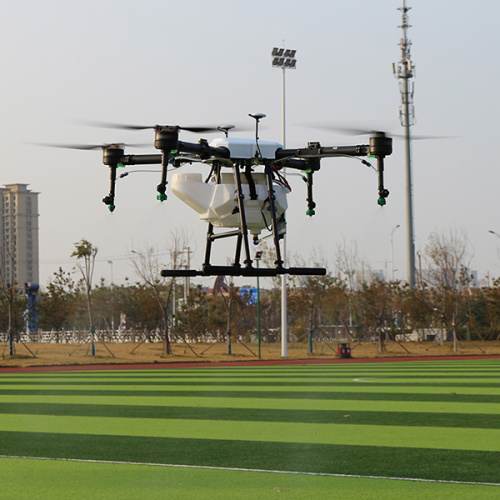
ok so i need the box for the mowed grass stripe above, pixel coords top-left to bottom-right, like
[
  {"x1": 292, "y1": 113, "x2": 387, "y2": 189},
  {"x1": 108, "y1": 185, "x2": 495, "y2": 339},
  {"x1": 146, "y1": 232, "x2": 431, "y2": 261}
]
[
  {"x1": 2, "y1": 379, "x2": 499, "y2": 388},
  {"x1": 2, "y1": 431, "x2": 499, "y2": 484},
  {"x1": 0, "y1": 388, "x2": 498, "y2": 403},
  {"x1": 1, "y1": 413, "x2": 500, "y2": 451},
  {"x1": 3, "y1": 458, "x2": 500, "y2": 500},
  {"x1": 0, "y1": 393, "x2": 499, "y2": 414},
  {"x1": 1, "y1": 382, "x2": 499, "y2": 396},
  {"x1": 1, "y1": 402, "x2": 499, "y2": 429}
]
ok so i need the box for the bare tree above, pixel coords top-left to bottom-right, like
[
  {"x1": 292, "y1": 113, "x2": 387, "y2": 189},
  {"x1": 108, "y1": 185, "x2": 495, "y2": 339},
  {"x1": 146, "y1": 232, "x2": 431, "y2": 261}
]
[
  {"x1": 131, "y1": 232, "x2": 189, "y2": 355},
  {"x1": 335, "y1": 239, "x2": 360, "y2": 291},
  {"x1": 71, "y1": 239, "x2": 100, "y2": 355},
  {"x1": 0, "y1": 236, "x2": 18, "y2": 355},
  {"x1": 287, "y1": 253, "x2": 334, "y2": 350},
  {"x1": 425, "y1": 228, "x2": 473, "y2": 351}
]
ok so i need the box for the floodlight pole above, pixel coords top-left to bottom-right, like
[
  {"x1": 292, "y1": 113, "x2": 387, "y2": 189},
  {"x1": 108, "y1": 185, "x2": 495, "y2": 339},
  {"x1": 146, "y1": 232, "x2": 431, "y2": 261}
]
[
  {"x1": 272, "y1": 46, "x2": 296, "y2": 358},
  {"x1": 391, "y1": 225, "x2": 400, "y2": 281},
  {"x1": 394, "y1": 0, "x2": 416, "y2": 288},
  {"x1": 255, "y1": 251, "x2": 262, "y2": 359},
  {"x1": 281, "y1": 63, "x2": 288, "y2": 360},
  {"x1": 281, "y1": 63, "x2": 286, "y2": 151}
]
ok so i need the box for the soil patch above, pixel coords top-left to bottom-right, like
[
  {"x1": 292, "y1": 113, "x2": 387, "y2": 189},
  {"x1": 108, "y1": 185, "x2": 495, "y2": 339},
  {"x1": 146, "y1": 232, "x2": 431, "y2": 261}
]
[{"x1": 1, "y1": 340, "x2": 499, "y2": 371}]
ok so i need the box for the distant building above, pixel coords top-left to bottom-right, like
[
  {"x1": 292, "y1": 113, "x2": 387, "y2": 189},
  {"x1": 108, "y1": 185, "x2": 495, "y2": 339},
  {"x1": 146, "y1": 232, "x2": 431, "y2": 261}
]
[
  {"x1": 240, "y1": 286, "x2": 258, "y2": 304},
  {"x1": 371, "y1": 269, "x2": 385, "y2": 282},
  {"x1": 419, "y1": 268, "x2": 479, "y2": 288},
  {"x1": 0, "y1": 184, "x2": 39, "y2": 286}
]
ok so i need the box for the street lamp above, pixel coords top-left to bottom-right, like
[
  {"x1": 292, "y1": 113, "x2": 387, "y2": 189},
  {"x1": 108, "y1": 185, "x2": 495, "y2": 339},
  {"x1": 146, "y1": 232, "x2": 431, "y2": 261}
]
[
  {"x1": 391, "y1": 224, "x2": 400, "y2": 280},
  {"x1": 255, "y1": 251, "x2": 263, "y2": 359},
  {"x1": 272, "y1": 45, "x2": 296, "y2": 358},
  {"x1": 181, "y1": 246, "x2": 192, "y2": 303},
  {"x1": 108, "y1": 260, "x2": 114, "y2": 331}
]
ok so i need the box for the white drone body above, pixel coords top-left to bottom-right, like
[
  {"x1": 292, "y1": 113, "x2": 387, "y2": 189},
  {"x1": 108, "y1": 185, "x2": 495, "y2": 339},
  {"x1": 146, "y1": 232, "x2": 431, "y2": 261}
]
[
  {"x1": 171, "y1": 137, "x2": 289, "y2": 236},
  {"x1": 210, "y1": 137, "x2": 282, "y2": 159}
]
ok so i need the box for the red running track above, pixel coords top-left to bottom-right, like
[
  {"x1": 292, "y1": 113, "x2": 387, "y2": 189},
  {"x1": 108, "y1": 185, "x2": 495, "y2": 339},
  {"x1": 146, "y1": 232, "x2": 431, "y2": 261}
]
[{"x1": 1, "y1": 355, "x2": 499, "y2": 373}]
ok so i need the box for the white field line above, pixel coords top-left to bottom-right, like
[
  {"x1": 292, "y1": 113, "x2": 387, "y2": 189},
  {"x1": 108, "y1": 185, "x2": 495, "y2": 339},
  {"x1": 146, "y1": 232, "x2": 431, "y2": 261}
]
[
  {"x1": 1, "y1": 455, "x2": 499, "y2": 487},
  {"x1": 353, "y1": 378, "x2": 401, "y2": 383}
]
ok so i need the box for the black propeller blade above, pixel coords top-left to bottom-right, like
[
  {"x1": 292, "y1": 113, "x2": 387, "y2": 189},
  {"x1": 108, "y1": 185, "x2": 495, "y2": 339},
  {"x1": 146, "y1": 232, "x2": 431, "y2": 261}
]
[
  {"x1": 79, "y1": 120, "x2": 255, "y2": 135},
  {"x1": 305, "y1": 123, "x2": 452, "y2": 141},
  {"x1": 83, "y1": 121, "x2": 223, "y2": 134},
  {"x1": 36, "y1": 142, "x2": 150, "y2": 150}
]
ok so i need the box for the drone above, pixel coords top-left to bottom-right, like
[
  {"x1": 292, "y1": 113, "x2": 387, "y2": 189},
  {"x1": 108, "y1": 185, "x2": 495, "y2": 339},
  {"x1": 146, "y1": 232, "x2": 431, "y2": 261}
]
[{"x1": 84, "y1": 113, "x2": 392, "y2": 278}]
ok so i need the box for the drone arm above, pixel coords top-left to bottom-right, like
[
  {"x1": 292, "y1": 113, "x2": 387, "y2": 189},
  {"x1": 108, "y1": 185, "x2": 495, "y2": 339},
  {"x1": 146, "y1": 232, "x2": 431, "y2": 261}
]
[
  {"x1": 276, "y1": 144, "x2": 369, "y2": 160},
  {"x1": 119, "y1": 154, "x2": 162, "y2": 165},
  {"x1": 277, "y1": 134, "x2": 392, "y2": 207},
  {"x1": 178, "y1": 140, "x2": 230, "y2": 160},
  {"x1": 275, "y1": 158, "x2": 310, "y2": 171}
]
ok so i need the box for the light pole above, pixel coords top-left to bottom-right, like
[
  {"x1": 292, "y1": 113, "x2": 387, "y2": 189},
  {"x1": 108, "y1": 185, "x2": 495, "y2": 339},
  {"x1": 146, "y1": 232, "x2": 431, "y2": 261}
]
[
  {"x1": 255, "y1": 251, "x2": 262, "y2": 359},
  {"x1": 108, "y1": 260, "x2": 114, "y2": 331},
  {"x1": 391, "y1": 225, "x2": 400, "y2": 280},
  {"x1": 182, "y1": 246, "x2": 192, "y2": 303},
  {"x1": 272, "y1": 46, "x2": 296, "y2": 358}
]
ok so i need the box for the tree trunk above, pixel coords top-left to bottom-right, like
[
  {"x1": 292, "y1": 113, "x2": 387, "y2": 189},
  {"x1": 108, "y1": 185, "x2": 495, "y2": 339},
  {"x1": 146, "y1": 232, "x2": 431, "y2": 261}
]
[
  {"x1": 452, "y1": 301, "x2": 460, "y2": 352},
  {"x1": 8, "y1": 288, "x2": 14, "y2": 356},
  {"x1": 87, "y1": 289, "x2": 96, "y2": 356},
  {"x1": 377, "y1": 328, "x2": 385, "y2": 352},
  {"x1": 162, "y1": 308, "x2": 172, "y2": 355},
  {"x1": 452, "y1": 320, "x2": 459, "y2": 352}
]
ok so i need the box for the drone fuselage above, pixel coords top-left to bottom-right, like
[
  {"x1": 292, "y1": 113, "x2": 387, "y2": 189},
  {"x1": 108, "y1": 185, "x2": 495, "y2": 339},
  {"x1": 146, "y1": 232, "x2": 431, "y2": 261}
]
[
  {"x1": 171, "y1": 137, "x2": 289, "y2": 235},
  {"x1": 209, "y1": 137, "x2": 283, "y2": 160}
]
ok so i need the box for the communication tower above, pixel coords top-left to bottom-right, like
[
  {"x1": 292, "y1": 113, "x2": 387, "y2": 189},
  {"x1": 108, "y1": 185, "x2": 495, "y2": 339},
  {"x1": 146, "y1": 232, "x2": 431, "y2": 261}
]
[{"x1": 393, "y1": 0, "x2": 416, "y2": 288}]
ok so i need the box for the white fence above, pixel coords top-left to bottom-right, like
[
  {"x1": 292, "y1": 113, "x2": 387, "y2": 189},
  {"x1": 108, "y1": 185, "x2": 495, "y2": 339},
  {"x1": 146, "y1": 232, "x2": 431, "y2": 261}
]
[{"x1": 0, "y1": 329, "x2": 165, "y2": 344}]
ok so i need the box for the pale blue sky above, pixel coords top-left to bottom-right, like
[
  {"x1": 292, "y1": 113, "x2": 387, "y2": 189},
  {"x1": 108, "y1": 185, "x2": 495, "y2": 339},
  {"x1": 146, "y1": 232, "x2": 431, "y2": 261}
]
[{"x1": 1, "y1": 0, "x2": 499, "y2": 286}]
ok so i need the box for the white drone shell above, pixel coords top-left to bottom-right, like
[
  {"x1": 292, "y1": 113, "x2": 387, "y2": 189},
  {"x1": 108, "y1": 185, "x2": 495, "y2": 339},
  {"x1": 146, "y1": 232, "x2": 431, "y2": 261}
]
[
  {"x1": 209, "y1": 137, "x2": 283, "y2": 160},
  {"x1": 171, "y1": 172, "x2": 289, "y2": 236}
]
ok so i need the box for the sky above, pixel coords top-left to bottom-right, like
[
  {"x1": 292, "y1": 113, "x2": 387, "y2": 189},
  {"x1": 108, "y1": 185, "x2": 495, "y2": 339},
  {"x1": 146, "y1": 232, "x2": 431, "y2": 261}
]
[{"x1": 1, "y1": 0, "x2": 500, "y2": 289}]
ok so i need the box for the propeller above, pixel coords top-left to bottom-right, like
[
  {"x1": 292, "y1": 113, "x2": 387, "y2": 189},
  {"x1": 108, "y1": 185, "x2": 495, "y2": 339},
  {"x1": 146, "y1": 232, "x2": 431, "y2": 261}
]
[
  {"x1": 304, "y1": 123, "x2": 452, "y2": 140},
  {"x1": 78, "y1": 119, "x2": 255, "y2": 135},
  {"x1": 34, "y1": 142, "x2": 150, "y2": 150},
  {"x1": 32, "y1": 142, "x2": 151, "y2": 211},
  {"x1": 82, "y1": 120, "x2": 224, "y2": 134}
]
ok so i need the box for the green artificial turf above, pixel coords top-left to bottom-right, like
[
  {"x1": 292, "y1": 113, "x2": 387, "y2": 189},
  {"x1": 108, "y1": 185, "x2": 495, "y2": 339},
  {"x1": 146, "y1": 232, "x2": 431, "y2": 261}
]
[
  {"x1": 1, "y1": 402, "x2": 499, "y2": 428},
  {"x1": 0, "y1": 359, "x2": 499, "y2": 497},
  {"x1": 2, "y1": 457, "x2": 499, "y2": 500},
  {"x1": 1, "y1": 430, "x2": 500, "y2": 483}
]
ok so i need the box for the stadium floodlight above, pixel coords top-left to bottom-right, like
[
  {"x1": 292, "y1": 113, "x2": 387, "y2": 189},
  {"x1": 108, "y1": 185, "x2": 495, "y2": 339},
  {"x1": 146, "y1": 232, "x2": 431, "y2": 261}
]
[{"x1": 272, "y1": 47, "x2": 297, "y2": 70}]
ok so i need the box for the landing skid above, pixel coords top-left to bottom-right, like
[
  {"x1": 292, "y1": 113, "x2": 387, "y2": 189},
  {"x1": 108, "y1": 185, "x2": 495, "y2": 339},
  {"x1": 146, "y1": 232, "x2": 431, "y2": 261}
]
[
  {"x1": 160, "y1": 265, "x2": 327, "y2": 278},
  {"x1": 161, "y1": 159, "x2": 328, "y2": 280}
]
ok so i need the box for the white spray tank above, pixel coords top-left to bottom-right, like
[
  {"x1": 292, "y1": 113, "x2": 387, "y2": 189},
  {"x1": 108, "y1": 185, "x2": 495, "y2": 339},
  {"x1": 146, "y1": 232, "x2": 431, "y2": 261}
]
[{"x1": 171, "y1": 171, "x2": 289, "y2": 236}]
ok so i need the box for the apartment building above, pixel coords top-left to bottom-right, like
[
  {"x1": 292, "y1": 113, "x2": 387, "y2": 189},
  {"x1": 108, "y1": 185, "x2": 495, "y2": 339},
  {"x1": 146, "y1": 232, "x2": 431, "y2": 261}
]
[{"x1": 0, "y1": 184, "x2": 39, "y2": 286}]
